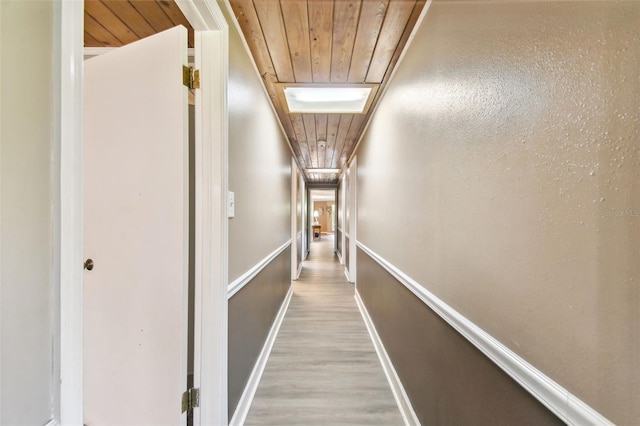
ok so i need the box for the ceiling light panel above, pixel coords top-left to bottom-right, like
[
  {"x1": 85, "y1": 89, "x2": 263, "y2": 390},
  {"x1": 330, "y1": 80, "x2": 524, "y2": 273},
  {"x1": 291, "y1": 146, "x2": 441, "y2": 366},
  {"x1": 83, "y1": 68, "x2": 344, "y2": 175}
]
[
  {"x1": 277, "y1": 83, "x2": 378, "y2": 114},
  {"x1": 306, "y1": 168, "x2": 341, "y2": 174}
]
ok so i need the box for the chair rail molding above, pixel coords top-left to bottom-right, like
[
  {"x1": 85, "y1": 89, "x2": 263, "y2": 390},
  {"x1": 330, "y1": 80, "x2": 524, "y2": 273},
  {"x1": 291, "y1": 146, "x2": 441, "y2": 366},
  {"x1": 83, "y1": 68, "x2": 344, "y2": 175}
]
[
  {"x1": 356, "y1": 241, "x2": 614, "y2": 426},
  {"x1": 228, "y1": 240, "x2": 292, "y2": 299}
]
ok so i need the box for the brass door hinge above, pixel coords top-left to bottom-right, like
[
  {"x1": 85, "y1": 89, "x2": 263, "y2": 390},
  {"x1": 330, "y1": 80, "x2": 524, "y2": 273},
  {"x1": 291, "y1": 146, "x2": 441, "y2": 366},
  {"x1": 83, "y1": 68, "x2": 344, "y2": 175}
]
[
  {"x1": 183, "y1": 66, "x2": 200, "y2": 89},
  {"x1": 181, "y1": 387, "x2": 200, "y2": 413}
]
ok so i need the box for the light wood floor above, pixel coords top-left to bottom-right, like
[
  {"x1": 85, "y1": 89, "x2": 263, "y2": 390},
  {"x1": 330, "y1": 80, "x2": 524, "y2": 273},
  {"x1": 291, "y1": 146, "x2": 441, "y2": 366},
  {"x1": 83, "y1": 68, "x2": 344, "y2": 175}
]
[{"x1": 244, "y1": 234, "x2": 404, "y2": 425}]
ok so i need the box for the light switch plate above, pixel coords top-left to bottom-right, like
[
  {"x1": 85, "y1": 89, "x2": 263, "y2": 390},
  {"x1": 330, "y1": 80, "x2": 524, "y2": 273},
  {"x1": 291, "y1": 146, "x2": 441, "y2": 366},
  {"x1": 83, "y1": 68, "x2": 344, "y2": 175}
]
[{"x1": 228, "y1": 191, "x2": 235, "y2": 218}]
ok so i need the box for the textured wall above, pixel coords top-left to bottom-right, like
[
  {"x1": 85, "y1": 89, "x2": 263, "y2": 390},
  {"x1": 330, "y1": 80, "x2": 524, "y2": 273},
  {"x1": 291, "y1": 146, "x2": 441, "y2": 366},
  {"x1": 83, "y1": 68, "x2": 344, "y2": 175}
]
[
  {"x1": 356, "y1": 1, "x2": 639, "y2": 423},
  {"x1": 224, "y1": 3, "x2": 292, "y2": 282}
]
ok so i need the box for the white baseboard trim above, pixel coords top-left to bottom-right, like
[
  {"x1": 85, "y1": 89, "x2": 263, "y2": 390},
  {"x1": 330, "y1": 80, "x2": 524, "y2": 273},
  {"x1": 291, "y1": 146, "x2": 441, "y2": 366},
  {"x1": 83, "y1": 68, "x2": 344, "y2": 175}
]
[
  {"x1": 43, "y1": 419, "x2": 58, "y2": 426},
  {"x1": 344, "y1": 269, "x2": 351, "y2": 283},
  {"x1": 355, "y1": 291, "x2": 420, "y2": 426},
  {"x1": 228, "y1": 240, "x2": 291, "y2": 299},
  {"x1": 296, "y1": 261, "x2": 303, "y2": 280},
  {"x1": 355, "y1": 241, "x2": 614, "y2": 426},
  {"x1": 336, "y1": 250, "x2": 343, "y2": 264},
  {"x1": 229, "y1": 285, "x2": 293, "y2": 426}
]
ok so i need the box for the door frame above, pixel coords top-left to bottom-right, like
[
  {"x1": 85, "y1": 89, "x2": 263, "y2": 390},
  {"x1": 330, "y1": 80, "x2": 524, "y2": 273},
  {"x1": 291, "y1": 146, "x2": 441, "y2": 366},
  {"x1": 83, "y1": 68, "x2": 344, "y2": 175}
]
[
  {"x1": 59, "y1": 1, "x2": 85, "y2": 423},
  {"x1": 59, "y1": 1, "x2": 229, "y2": 423},
  {"x1": 339, "y1": 176, "x2": 346, "y2": 265},
  {"x1": 291, "y1": 161, "x2": 307, "y2": 278},
  {"x1": 346, "y1": 157, "x2": 357, "y2": 283},
  {"x1": 291, "y1": 159, "x2": 300, "y2": 279},
  {"x1": 177, "y1": 2, "x2": 229, "y2": 424},
  {"x1": 334, "y1": 187, "x2": 339, "y2": 255}
]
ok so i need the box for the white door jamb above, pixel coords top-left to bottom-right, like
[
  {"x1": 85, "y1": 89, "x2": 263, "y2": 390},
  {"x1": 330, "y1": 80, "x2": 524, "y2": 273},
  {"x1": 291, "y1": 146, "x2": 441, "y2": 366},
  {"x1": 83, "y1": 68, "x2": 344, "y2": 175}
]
[
  {"x1": 59, "y1": 0, "x2": 84, "y2": 423},
  {"x1": 175, "y1": 1, "x2": 229, "y2": 424}
]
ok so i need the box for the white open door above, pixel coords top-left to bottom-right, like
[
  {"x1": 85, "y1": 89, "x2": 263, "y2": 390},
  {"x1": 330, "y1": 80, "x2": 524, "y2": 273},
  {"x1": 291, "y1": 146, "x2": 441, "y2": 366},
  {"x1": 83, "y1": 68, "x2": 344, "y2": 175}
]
[{"x1": 83, "y1": 26, "x2": 189, "y2": 425}]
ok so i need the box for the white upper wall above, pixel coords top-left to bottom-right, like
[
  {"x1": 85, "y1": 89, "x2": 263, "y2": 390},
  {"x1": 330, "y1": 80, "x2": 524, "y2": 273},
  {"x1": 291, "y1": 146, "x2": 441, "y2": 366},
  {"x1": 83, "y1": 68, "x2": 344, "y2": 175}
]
[{"x1": 1, "y1": 1, "x2": 58, "y2": 423}]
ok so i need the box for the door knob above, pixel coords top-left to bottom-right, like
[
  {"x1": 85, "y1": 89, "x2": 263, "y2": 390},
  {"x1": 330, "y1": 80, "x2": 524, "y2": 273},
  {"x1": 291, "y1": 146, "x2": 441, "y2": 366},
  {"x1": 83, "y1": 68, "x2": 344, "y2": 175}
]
[{"x1": 84, "y1": 258, "x2": 94, "y2": 271}]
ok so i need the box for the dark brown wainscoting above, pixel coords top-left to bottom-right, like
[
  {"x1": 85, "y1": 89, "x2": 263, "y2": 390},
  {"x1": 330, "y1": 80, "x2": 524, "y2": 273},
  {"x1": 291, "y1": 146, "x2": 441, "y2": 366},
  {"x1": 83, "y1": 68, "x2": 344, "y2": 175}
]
[
  {"x1": 356, "y1": 247, "x2": 565, "y2": 426},
  {"x1": 228, "y1": 246, "x2": 291, "y2": 416},
  {"x1": 344, "y1": 235, "x2": 350, "y2": 273},
  {"x1": 296, "y1": 231, "x2": 303, "y2": 271}
]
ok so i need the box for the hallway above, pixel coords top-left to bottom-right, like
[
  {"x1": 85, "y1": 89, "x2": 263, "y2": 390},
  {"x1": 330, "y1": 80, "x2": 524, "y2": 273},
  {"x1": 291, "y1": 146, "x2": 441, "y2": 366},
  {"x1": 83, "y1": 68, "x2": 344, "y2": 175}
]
[{"x1": 244, "y1": 235, "x2": 403, "y2": 425}]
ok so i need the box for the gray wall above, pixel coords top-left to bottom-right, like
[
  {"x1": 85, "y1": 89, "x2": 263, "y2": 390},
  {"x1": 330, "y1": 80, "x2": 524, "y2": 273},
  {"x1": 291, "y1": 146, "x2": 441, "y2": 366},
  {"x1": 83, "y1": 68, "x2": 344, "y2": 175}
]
[
  {"x1": 222, "y1": 1, "x2": 293, "y2": 418},
  {"x1": 1, "y1": 1, "x2": 59, "y2": 423},
  {"x1": 355, "y1": 1, "x2": 639, "y2": 424},
  {"x1": 228, "y1": 247, "x2": 290, "y2": 415}
]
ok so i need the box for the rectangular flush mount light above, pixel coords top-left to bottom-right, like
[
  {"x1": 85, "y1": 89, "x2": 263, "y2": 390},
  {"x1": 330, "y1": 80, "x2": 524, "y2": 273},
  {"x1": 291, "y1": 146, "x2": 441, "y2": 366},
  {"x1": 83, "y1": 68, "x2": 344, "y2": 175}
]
[
  {"x1": 277, "y1": 83, "x2": 379, "y2": 114},
  {"x1": 307, "y1": 168, "x2": 341, "y2": 174}
]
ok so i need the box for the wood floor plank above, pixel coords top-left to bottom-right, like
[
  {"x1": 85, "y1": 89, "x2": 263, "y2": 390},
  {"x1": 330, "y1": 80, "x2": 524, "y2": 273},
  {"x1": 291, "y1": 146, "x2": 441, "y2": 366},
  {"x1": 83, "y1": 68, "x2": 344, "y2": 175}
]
[{"x1": 244, "y1": 235, "x2": 403, "y2": 425}]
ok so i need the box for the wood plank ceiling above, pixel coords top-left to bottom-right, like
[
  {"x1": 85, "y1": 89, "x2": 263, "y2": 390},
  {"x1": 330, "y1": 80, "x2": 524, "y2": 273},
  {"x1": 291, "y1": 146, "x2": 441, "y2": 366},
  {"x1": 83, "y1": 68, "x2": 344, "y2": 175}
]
[
  {"x1": 84, "y1": 1, "x2": 194, "y2": 47},
  {"x1": 229, "y1": 0, "x2": 426, "y2": 184},
  {"x1": 84, "y1": 0, "x2": 426, "y2": 184}
]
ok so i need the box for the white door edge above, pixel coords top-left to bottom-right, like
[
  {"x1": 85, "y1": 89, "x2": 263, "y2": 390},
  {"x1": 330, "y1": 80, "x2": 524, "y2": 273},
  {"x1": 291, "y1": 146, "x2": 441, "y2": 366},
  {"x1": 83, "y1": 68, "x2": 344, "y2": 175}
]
[
  {"x1": 348, "y1": 157, "x2": 357, "y2": 284},
  {"x1": 59, "y1": 0, "x2": 84, "y2": 423},
  {"x1": 175, "y1": 1, "x2": 229, "y2": 425},
  {"x1": 291, "y1": 159, "x2": 299, "y2": 280}
]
